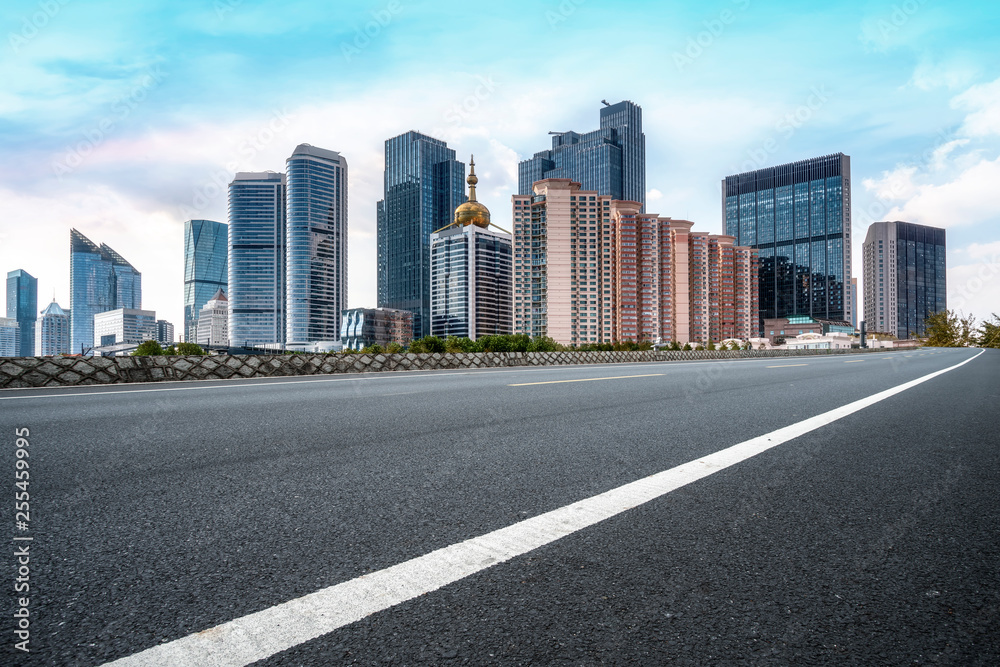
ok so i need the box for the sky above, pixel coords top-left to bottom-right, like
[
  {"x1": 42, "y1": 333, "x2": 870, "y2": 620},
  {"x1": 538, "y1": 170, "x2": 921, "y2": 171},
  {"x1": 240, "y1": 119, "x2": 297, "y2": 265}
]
[{"x1": 2, "y1": 0, "x2": 1000, "y2": 332}]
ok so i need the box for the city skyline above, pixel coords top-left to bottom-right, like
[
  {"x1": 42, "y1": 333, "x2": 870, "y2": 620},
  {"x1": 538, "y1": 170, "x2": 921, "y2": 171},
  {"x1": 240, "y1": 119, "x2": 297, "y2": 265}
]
[{"x1": 2, "y1": 1, "x2": 1000, "y2": 333}]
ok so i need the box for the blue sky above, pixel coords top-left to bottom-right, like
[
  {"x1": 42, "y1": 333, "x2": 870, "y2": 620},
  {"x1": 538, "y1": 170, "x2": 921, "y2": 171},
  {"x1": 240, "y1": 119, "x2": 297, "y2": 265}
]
[{"x1": 2, "y1": 0, "x2": 1000, "y2": 329}]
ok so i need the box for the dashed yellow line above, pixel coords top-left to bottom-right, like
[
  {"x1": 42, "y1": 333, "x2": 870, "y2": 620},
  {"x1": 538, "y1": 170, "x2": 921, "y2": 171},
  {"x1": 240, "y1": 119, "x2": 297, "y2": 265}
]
[
  {"x1": 844, "y1": 359, "x2": 866, "y2": 363},
  {"x1": 509, "y1": 373, "x2": 664, "y2": 387}
]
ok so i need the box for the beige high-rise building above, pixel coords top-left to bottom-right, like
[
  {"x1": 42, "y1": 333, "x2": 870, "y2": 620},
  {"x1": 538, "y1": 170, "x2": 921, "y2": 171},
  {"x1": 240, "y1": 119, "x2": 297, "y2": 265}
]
[{"x1": 513, "y1": 179, "x2": 757, "y2": 346}]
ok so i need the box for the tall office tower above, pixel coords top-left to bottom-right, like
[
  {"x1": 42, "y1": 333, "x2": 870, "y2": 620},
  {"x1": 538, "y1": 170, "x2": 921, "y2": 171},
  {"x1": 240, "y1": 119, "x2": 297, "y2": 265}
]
[
  {"x1": 228, "y1": 172, "x2": 286, "y2": 348},
  {"x1": 512, "y1": 179, "x2": 756, "y2": 346},
  {"x1": 197, "y1": 289, "x2": 229, "y2": 347},
  {"x1": 69, "y1": 229, "x2": 141, "y2": 355},
  {"x1": 36, "y1": 300, "x2": 70, "y2": 355},
  {"x1": 518, "y1": 100, "x2": 646, "y2": 208},
  {"x1": 183, "y1": 219, "x2": 228, "y2": 343},
  {"x1": 286, "y1": 144, "x2": 348, "y2": 347},
  {"x1": 863, "y1": 221, "x2": 946, "y2": 339},
  {"x1": 722, "y1": 153, "x2": 852, "y2": 333},
  {"x1": 6, "y1": 269, "x2": 37, "y2": 356},
  {"x1": 377, "y1": 132, "x2": 466, "y2": 338},
  {"x1": 0, "y1": 318, "x2": 18, "y2": 356},
  {"x1": 340, "y1": 308, "x2": 414, "y2": 351},
  {"x1": 851, "y1": 278, "x2": 858, "y2": 329},
  {"x1": 156, "y1": 320, "x2": 175, "y2": 346},
  {"x1": 430, "y1": 159, "x2": 513, "y2": 340}
]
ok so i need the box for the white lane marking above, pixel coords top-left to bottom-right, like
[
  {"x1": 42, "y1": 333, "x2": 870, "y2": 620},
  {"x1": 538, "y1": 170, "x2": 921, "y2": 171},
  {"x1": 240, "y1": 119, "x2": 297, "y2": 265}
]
[
  {"x1": 102, "y1": 349, "x2": 985, "y2": 667},
  {"x1": 510, "y1": 373, "x2": 664, "y2": 387}
]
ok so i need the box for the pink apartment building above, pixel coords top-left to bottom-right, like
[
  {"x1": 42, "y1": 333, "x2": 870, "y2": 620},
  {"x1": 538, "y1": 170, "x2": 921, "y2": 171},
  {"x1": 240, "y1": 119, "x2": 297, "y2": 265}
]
[{"x1": 513, "y1": 179, "x2": 757, "y2": 346}]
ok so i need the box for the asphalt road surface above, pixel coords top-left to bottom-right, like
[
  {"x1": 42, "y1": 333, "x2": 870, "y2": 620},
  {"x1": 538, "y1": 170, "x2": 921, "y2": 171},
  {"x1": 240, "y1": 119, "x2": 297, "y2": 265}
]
[{"x1": 2, "y1": 348, "x2": 998, "y2": 666}]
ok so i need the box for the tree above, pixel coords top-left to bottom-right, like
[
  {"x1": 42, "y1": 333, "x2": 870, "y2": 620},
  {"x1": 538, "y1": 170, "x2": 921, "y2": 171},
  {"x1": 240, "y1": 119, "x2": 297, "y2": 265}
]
[
  {"x1": 175, "y1": 342, "x2": 207, "y2": 356},
  {"x1": 132, "y1": 340, "x2": 163, "y2": 356},
  {"x1": 361, "y1": 343, "x2": 384, "y2": 354},
  {"x1": 978, "y1": 314, "x2": 1000, "y2": 349},
  {"x1": 409, "y1": 335, "x2": 446, "y2": 353},
  {"x1": 682, "y1": 343, "x2": 693, "y2": 351},
  {"x1": 385, "y1": 342, "x2": 404, "y2": 354},
  {"x1": 924, "y1": 310, "x2": 977, "y2": 347}
]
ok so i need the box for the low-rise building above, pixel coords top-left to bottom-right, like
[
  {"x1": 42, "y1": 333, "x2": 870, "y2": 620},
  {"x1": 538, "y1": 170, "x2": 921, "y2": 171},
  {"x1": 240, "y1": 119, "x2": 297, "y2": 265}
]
[
  {"x1": 784, "y1": 331, "x2": 855, "y2": 350},
  {"x1": 156, "y1": 320, "x2": 175, "y2": 347},
  {"x1": 340, "y1": 307, "x2": 414, "y2": 351},
  {"x1": 93, "y1": 308, "x2": 157, "y2": 355},
  {"x1": 764, "y1": 316, "x2": 855, "y2": 345}
]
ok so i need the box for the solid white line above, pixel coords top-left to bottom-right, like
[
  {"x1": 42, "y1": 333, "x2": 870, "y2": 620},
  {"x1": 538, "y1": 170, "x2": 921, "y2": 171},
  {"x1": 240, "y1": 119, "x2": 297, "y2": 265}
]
[
  {"x1": 510, "y1": 373, "x2": 664, "y2": 386},
  {"x1": 101, "y1": 349, "x2": 984, "y2": 667}
]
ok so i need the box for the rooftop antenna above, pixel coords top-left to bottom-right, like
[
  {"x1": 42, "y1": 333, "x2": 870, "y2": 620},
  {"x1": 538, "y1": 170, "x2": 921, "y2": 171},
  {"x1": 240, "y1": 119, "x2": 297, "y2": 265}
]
[{"x1": 601, "y1": 100, "x2": 611, "y2": 107}]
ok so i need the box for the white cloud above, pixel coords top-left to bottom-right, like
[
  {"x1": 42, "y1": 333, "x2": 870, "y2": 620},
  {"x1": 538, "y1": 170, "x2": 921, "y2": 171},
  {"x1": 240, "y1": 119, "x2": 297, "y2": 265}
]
[
  {"x1": 865, "y1": 155, "x2": 1000, "y2": 228},
  {"x1": 647, "y1": 188, "x2": 663, "y2": 202},
  {"x1": 953, "y1": 76, "x2": 1000, "y2": 138},
  {"x1": 948, "y1": 254, "x2": 1000, "y2": 322},
  {"x1": 908, "y1": 59, "x2": 977, "y2": 92}
]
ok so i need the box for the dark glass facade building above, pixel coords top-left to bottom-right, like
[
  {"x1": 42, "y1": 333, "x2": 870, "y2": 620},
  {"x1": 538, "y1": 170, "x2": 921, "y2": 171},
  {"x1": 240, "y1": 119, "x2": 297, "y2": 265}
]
[
  {"x1": 183, "y1": 219, "x2": 228, "y2": 343},
  {"x1": 285, "y1": 144, "x2": 348, "y2": 346},
  {"x1": 377, "y1": 132, "x2": 466, "y2": 338},
  {"x1": 340, "y1": 307, "x2": 413, "y2": 351},
  {"x1": 6, "y1": 269, "x2": 37, "y2": 356},
  {"x1": 518, "y1": 100, "x2": 645, "y2": 208},
  {"x1": 722, "y1": 153, "x2": 853, "y2": 331},
  {"x1": 863, "y1": 221, "x2": 946, "y2": 339},
  {"x1": 69, "y1": 229, "x2": 141, "y2": 355},
  {"x1": 228, "y1": 172, "x2": 286, "y2": 348}
]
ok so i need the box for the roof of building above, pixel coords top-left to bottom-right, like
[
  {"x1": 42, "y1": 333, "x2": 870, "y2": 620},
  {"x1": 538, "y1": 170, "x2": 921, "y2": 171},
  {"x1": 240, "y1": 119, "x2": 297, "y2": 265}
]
[{"x1": 40, "y1": 300, "x2": 67, "y2": 317}]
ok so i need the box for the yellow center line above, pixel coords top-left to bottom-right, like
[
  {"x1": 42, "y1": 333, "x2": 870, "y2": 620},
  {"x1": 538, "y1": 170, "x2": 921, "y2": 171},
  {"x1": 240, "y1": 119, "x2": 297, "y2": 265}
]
[
  {"x1": 767, "y1": 364, "x2": 809, "y2": 368},
  {"x1": 509, "y1": 373, "x2": 664, "y2": 387},
  {"x1": 844, "y1": 359, "x2": 866, "y2": 363}
]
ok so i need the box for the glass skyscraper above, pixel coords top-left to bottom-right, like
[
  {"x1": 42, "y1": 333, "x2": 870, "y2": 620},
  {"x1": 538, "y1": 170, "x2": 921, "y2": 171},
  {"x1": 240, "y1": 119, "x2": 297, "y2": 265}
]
[
  {"x1": 518, "y1": 100, "x2": 646, "y2": 208},
  {"x1": 285, "y1": 144, "x2": 348, "y2": 346},
  {"x1": 377, "y1": 132, "x2": 466, "y2": 338},
  {"x1": 228, "y1": 172, "x2": 286, "y2": 348},
  {"x1": 183, "y1": 219, "x2": 228, "y2": 343},
  {"x1": 722, "y1": 153, "x2": 853, "y2": 331},
  {"x1": 69, "y1": 229, "x2": 141, "y2": 355},
  {"x1": 430, "y1": 226, "x2": 513, "y2": 339},
  {"x1": 863, "y1": 221, "x2": 946, "y2": 339},
  {"x1": 6, "y1": 269, "x2": 37, "y2": 356}
]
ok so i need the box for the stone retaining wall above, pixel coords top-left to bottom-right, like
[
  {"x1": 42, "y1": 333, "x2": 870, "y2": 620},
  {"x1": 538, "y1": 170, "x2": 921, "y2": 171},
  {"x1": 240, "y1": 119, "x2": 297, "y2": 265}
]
[{"x1": 0, "y1": 347, "x2": 892, "y2": 389}]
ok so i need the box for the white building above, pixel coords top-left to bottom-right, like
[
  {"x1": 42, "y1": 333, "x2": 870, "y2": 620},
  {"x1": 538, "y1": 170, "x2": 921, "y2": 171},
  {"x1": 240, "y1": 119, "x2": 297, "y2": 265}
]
[
  {"x1": 36, "y1": 300, "x2": 71, "y2": 356},
  {"x1": 197, "y1": 289, "x2": 229, "y2": 347},
  {"x1": 0, "y1": 317, "x2": 19, "y2": 356},
  {"x1": 784, "y1": 332, "x2": 855, "y2": 350},
  {"x1": 93, "y1": 308, "x2": 157, "y2": 355},
  {"x1": 429, "y1": 157, "x2": 513, "y2": 340}
]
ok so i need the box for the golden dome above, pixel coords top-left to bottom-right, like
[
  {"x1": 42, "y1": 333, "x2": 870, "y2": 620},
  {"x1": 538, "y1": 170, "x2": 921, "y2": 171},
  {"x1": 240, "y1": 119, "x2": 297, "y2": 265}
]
[{"x1": 453, "y1": 155, "x2": 491, "y2": 228}]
